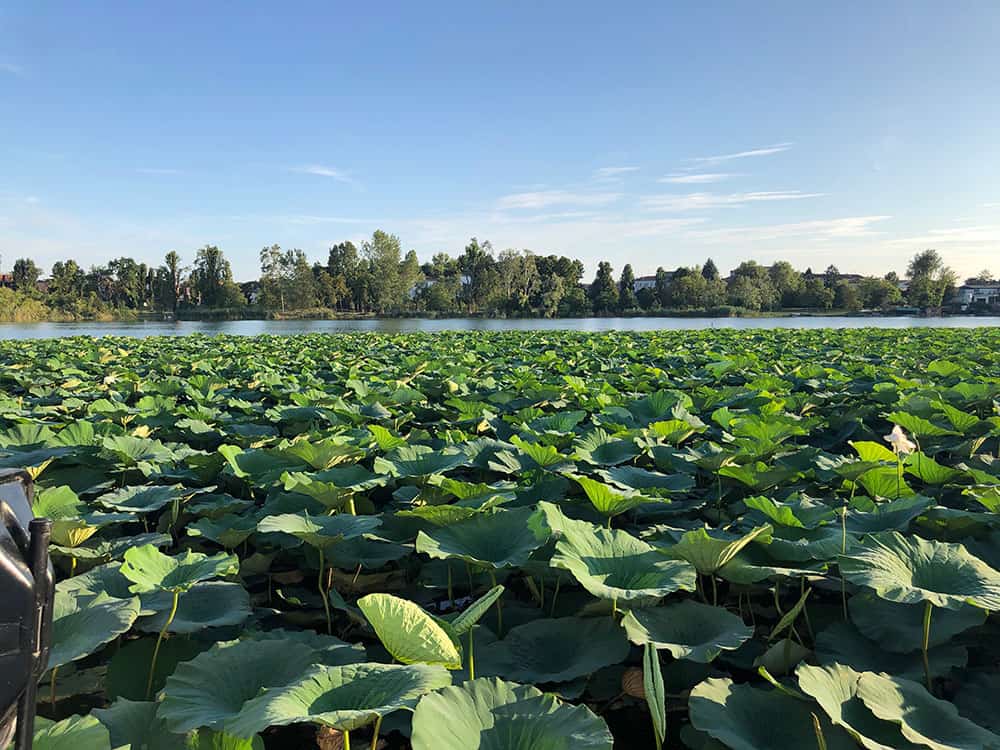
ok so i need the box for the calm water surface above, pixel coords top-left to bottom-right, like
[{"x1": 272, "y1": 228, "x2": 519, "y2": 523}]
[{"x1": 0, "y1": 316, "x2": 998, "y2": 339}]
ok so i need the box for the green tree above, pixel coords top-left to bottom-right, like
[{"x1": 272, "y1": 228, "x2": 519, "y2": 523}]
[
  {"x1": 727, "y1": 261, "x2": 779, "y2": 311},
  {"x1": 618, "y1": 264, "x2": 638, "y2": 311},
  {"x1": 260, "y1": 246, "x2": 317, "y2": 311},
  {"x1": 328, "y1": 241, "x2": 366, "y2": 311},
  {"x1": 906, "y1": 249, "x2": 956, "y2": 310},
  {"x1": 768, "y1": 261, "x2": 803, "y2": 307},
  {"x1": 667, "y1": 270, "x2": 709, "y2": 308},
  {"x1": 191, "y1": 245, "x2": 236, "y2": 307},
  {"x1": 156, "y1": 251, "x2": 185, "y2": 311},
  {"x1": 458, "y1": 238, "x2": 499, "y2": 313},
  {"x1": 857, "y1": 276, "x2": 902, "y2": 310},
  {"x1": 12, "y1": 258, "x2": 40, "y2": 293},
  {"x1": 702, "y1": 258, "x2": 720, "y2": 281},
  {"x1": 50, "y1": 259, "x2": 86, "y2": 300},
  {"x1": 799, "y1": 277, "x2": 834, "y2": 309},
  {"x1": 654, "y1": 267, "x2": 671, "y2": 307},
  {"x1": 362, "y1": 231, "x2": 403, "y2": 313},
  {"x1": 834, "y1": 281, "x2": 862, "y2": 311},
  {"x1": 589, "y1": 261, "x2": 618, "y2": 314}
]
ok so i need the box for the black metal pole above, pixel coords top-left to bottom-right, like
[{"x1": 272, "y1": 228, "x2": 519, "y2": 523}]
[{"x1": 15, "y1": 518, "x2": 52, "y2": 750}]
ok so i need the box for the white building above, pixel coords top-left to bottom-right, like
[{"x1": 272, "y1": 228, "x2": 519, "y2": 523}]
[{"x1": 956, "y1": 281, "x2": 1000, "y2": 309}]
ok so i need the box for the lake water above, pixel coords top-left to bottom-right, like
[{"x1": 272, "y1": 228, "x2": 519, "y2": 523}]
[{"x1": 0, "y1": 316, "x2": 998, "y2": 338}]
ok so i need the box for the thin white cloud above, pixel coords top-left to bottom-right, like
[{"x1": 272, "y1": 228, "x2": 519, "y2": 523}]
[
  {"x1": 24, "y1": 196, "x2": 40, "y2": 204},
  {"x1": 0, "y1": 62, "x2": 23, "y2": 75},
  {"x1": 641, "y1": 190, "x2": 825, "y2": 212},
  {"x1": 497, "y1": 190, "x2": 623, "y2": 210},
  {"x1": 292, "y1": 164, "x2": 353, "y2": 182},
  {"x1": 687, "y1": 215, "x2": 891, "y2": 243},
  {"x1": 593, "y1": 166, "x2": 639, "y2": 179},
  {"x1": 136, "y1": 168, "x2": 183, "y2": 175},
  {"x1": 981, "y1": 202, "x2": 1000, "y2": 209},
  {"x1": 282, "y1": 215, "x2": 372, "y2": 225},
  {"x1": 883, "y1": 224, "x2": 1000, "y2": 247},
  {"x1": 692, "y1": 142, "x2": 793, "y2": 165},
  {"x1": 659, "y1": 173, "x2": 740, "y2": 184}
]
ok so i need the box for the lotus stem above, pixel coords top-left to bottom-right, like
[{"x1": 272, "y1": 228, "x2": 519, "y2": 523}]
[
  {"x1": 49, "y1": 665, "x2": 58, "y2": 707},
  {"x1": 343, "y1": 729, "x2": 350, "y2": 750},
  {"x1": 70, "y1": 557, "x2": 77, "y2": 576},
  {"x1": 922, "y1": 600, "x2": 933, "y2": 692},
  {"x1": 146, "y1": 590, "x2": 179, "y2": 699},
  {"x1": 840, "y1": 506, "x2": 848, "y2": 620},
  {"x1": 369, "y1": 717, "x2": 382, "y2": 750},
  {"x1": 710, "y1": 575, "x2": 718, "y2": 606},
  {"x1": 550, "y1": 575, "x2": 561, "y2": 617},
  {"x1": 447, "y1": 563, "x2": 454, "y2": 607},
  {"x1": 611, "y1": 596, "x2": 618, "y2": 618},
  {"x1": 468, "y1": 626, "x2": 476, "y2": 680},
  {"x1": 318, "y1": 548, "x2": 333, "y2": 635},
  {"x1": 347, "y1": 497, "x2": 357, "y2": 515},
  {"x1": 488, "y1": 569, "x2": 503, "y2": 635}
]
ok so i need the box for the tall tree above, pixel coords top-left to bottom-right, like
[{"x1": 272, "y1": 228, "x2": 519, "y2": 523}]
[
  {"x1": 702, "y1": 258, "x2": 720, "y2": 281},
  {"x1": 906, "y1": 249, "x2": 956, "y2": 309},
  {"x1": 589, "y1": 261, "x2": 618, "y2": 314},
  {"x1": 191, "y1": 245, "x2": 236, "y2": 307},
  {"x1": 617, "y1": 264, "x2": 637, "y2": 311},
  {"x1": 363, "y1": 231, "x2": 403, "y2": 313},
  {"x1": 398, "y1": 250, "x2": 425, "y2": 310},
  {"x1": 50, "y1": 259, "x2": 85, "y2": 300},
  {"x1": 260, "y1": 246, "x2": 317, "y2": 311},
  {"x1": 654, "y1": 267, "x2": 670, "y2": 307},
  {"x1": 458, "y1": 238, "x2": 499, "y2": 313},
  {"x1": 11, "y1": 258, "x2": 40, "y2": 292},
  {"x1": 162, "y1": 250, "x2": 185, "y2": 312}
]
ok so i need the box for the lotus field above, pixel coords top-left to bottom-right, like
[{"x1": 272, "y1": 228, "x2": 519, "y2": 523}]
[{"x1": 8, "y1": 328, "x2": 1000, "y2": 749}]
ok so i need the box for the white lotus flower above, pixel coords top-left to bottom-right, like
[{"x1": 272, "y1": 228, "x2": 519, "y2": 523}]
[{"x1": 884, "y1": 424, "x2": 916, "y2": 455}]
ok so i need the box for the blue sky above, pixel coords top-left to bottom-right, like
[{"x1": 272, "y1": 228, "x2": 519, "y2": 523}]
[{"x1": 2, "y1": 1, "x2": 998, "y2": 281}]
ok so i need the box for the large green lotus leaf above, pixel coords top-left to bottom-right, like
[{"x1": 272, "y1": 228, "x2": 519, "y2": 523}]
[
  {"x1": 279, "y1": 437, "x2": 366, "y2": 470},
  {"x1": 743, "y1": 495, "x2": 835, "y2": 529},
  {"x1": 52, "y1": 532, "x2": 172, "y2": 563},
  {"x1": 97, "y1": 484, "x2": 186, "y2": 513},
  {"x1": 849, "y1": 591, "x2": 986, "y2": 652},
  {"x1": 665, "y1": 525, "x2": 772, "y2": 576},
  {"x1": 845, "y1": 495, "x2": 935, "y2": 534},
  {"x1": 856, "y1": 671, "x2": 1000, "y2": 749},
  {"x1": 325, "y1": 536, "x2": 410, "y2": 569},
  {"x1": 120, "y1": 545, "x2": 239, "y2": 594},
  {"x1": 26, "y1": 715, "x2": 113, "y2": 750},
  {"x1": 415, "y1": 507, "x2": 547, "y2": 569},
  {"x1": 373, "y1": 444, "x2": 468, "y2": 477},
  {"x1": 410, "y1": 677, "x2": 614, "y2": 750},
  {"x1": 598, "y1": 465, "x2": 694, "y2": 494},
  {"x1": 857, "y1": 466, "x2": 915, "y2": 499},
  {"x1": 188, "y1": 730, "x2": 264, "y2": 750},
  {"x1": 688, "y1": 677, "x2": 856, "y2": 750},
  {"x1": 508, "y1": 435, "x2": 572, "y2": 469},
  {"x1": 905, "y1": 452, "x2": 964, "y2": 485},
  {"x1": 477, "y1": 616, "x2": 629, "y2": 683},
  {"x1": 621, "y1": 600, "x2": 753, "y2": 663},
  {"x1": 279, "y1": 472, "x2": 352, "y2": 509},
  {"x1": 138, "y1": 581, "x2": 250, "y2": 634},
  {"x1": 357, "y1": 593, "x2": 463, "y2": 668},
  {"x1": 49, "y1": 590, "x2": 141, "y2": 669},
  {"x1": 840, "y1": 531, "x2": 1000, "y2": 610},
  {"x1": 796, "y1": 664, "x2": 923, "y2": 750},
  {"x1": 815, "y1": 622, "x2": 967, "y2": 681},
  {"x1": 885, "y1": 411, "x2": 960, "y2": 437},
  {"x1": 188, "y1": 514, "x2": 259, "y2": 549},
  {"x1": 158, "y1": 638, "x2": 364, "y2": 733},
  {"x1": 570, "y1": 474, "x2": 650, "y2": 518},
  {"x1": 850, "y1": 441, "x2": 898, "y2": 464},
  {"x1": 32, "y1": 486, "x2": 132, "y2": 547},
  {"x1": 256, "y1": 512, "x2": 381, "y2": 548},
  {"x1": 226, "y1": 662, "x2": 451, "y2": 737},
  {"x1": 241, "y1": 628, "x2": 366, "y2": 660},
  {"x1": 526, "y1": 410, "x2": 587, "y2": 435},
  {"x1": 573, "y1": 429, "x2": 639, "y2": 466},
  {"x1": 539, "y1": 502, "x2": 696, "y2": 601},
  {"x1": 310, "y1": 464, "x2": 390, "y2": 491},
  {"x1": 218, "y1": 444, "x2": 306, "y2": 486},
  {"x1": 94, "y1": 699, "x2": 191, "y2": 750}
]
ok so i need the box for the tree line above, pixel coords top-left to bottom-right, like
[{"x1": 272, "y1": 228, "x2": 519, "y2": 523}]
[{"x1": 0, "y1": 234, "x2": 975, "y2": 320}]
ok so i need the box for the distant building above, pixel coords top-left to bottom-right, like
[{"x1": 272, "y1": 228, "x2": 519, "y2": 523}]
[
  {"x1": 633, "y1": 274, "x2": 658, "y2": 292},
  {"x1": 240, "y1": 280, "x2": 261, "y2": 305},
  {"x1": 35, "y1": 279, "x2": 50, "y2": 294},
  {"x1": 956, "y1": 280, "x2": 1000, "y2": 310},
  {"x1": 0, "y1": 274, "x2": 13, "y2": 289}
]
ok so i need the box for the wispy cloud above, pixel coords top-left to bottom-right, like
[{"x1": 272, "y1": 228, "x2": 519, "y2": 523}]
[
  {"x1": 641, "y1": 190, "x2": 825, "y2": 212},
  {"x1": 281, "y1": 215, "x2": 372, "y2": 225},
  {"x1": 884, "y1": 223, "x2": 1000, "y2": 247},
  {"x1": 981, "y1": 202, "x2": 1000, "y2": 209},
  {"x1": 688, "y1": 215, "x2": 891, "y2": 243},
  {"x1": 593, "y1": 166, "x2": 638, "y2": 180},
  {"x1": 0, "y1": 62, "x2": 23, "y2": 75},
  {"x1": 24, "y1": 196, "x2": 40, "y2": 204},
  {"x1": 497, "y1": 190, "x2": 623, "y2": 210},
  {"x1": 691, "y1": 142, "x2": 793, "y2": 165},
  {"x1": 136, "y1": 168, "x2": 183, "y2": 175},
  {"x1": 659, "y1": 172, "x2": 740, "y2": 184},
  {"x1": 291, "y1": 164, "x2": 353, "y2": 182}
]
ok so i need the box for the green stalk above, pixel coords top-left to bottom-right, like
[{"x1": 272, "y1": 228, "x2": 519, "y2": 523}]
[
  {"x1": 710, "y1": 575, "x2": 718, "y2": 606},
  {"x1": 922, "y1": 600, "x2": 933, "y2": 692},
  {"x1": 447, "y1": 562, "x2": 454, "y2": 607},
  {"x1": 488, "y1": 569, "x2": 503, "y2": 635},
  {"x1": 550, "y1": 575, "x2": 561, "y2": 617},
  {"x1": 344, "y1": 729, "x2": 350, "y2": 750},
  {"x1": 146, "y1": 590, "x2": 180, "y2": 699},
  {"x1": 840, "y1": 505, "x2": 849, "y2": 620},
  {"x1": 49, "y1": 665, "x2": 59, "y2": 707},
  {"x1": 468, "y1": 626, "x2": 476, "y2": 680},
  {"x1": 347, "y1": 497, "x2": 357, "y2": 515},
  {"x1": 318, "y1": 548, "x2": 333, "y2": 635},
  {"x1": 369, "y1": 717, "x2": 382, "y2": 750}
]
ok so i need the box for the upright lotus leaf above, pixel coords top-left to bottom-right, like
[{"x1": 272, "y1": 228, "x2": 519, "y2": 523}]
[
  {"x1": 158, "y1": 638, "x2": 365, "y2": 733},
  {"x1": 357, "y1": 593, "x2": 463, "y2": 668},
  {"x1": 102, "y1": 434, "x2": 178, "y2": 468},
  {"x1": 410, "y1": 677, "x2": 614, "y2": 750},
  {"x1": 373, "y1": 444, "x2": 468, "y2": 478},
  {"x1": 573, "y1": 429, "x2": 640, "y2": 466},
  {"x1": 94, "y1": 699, "x2": 191, "y2": 750},
  {"x1": 849, "y1": 592, "x2": 986, "y2": 653},
  {"x1": 450, "y1": 586, "x2": 505, "y2": 634},
  {"x1": 538, "y1": 501, "x2": 696, "y2": 602},
  {"x1": 845, "y1": 495, "x2": 935, "y2": 534},
  {"x1": 256, "y1": 512, "x2": 381, "y2": 548},
  {"x1": 743, "y1": 495, "x2": 836, "y2": 529},
  {"x1": 188, "y1": 513, "x2": 259, "y2": 549},
  {"x1": 621, "y1": 600, "x2": 754, "y2": 663},
  {"x1": 32, "y1": 486, "x2": 132, "y2": 548},
  {"x1": 325, "y1": 536, "x2": 409, "y2": 570},
  {"x1": 856, "y1": 672, "x2": 1000, "y2": 749},
  {"x1": 226, "y1": 662, "x2": 452, "y2": 739},
  {"x1": 905, "y1": 452, "x2": 963, "y2": 485},
  {"x1": 49, "y1": 590, "x2": 141, "y2": 669},
  {"x1": 279, "y1": 436, "x2": 366, "y2": 470},
  {"x1": 648, "y1": 418, "x2": 702, "y2": 445},
  {"x1": 52, "y1": 531, "x2": 173, "y2": 566},
  {"x1": 97, "y1": 484, "x2": 187, "y2": 513},
  {"x1": 598, "y1": 466, "x2": 694, "y2": 494},
  {"x1": 509, "y1": 435, "x2": 573, "y2": 469},
  {"x1": 688, "y1": 677, "x2": 856, "y2": 750},
  {"x1": 477, "y1": 616, "x2": 629, "y2": 683},
  {"x1": 840, "y1": 532, "x2": 1000, "y2": 610},
  {"x1": 415, "y1": 507, "x2": 548, "y2": 569},
  {"x1": 120, "y1": 545, "x2": 240, "y2": 594},
  {"x1": 138, "y1": 582, "x2": 250, "y2": 634},
  {"x1": 665, "y1": 525, "x2": 772, "y2": 576},
  {"x1": 279, "y1": 472, "x2": 351, "y2": 510},
  {"x1": 218, "y1": 444, "x2": 306, "y2": 486},
  {"x1": 796, "y1": 664, "x2": 922, "y2": 750},
  {"x1": 885, "y1": 411, "x2": 960, "y2": 438},
  {"x1": 570, "y1": 474, "x2": 651, "y2": 519},
  {"x1": 26, "y1": 714, "x2": 114, "y2": 750}
]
